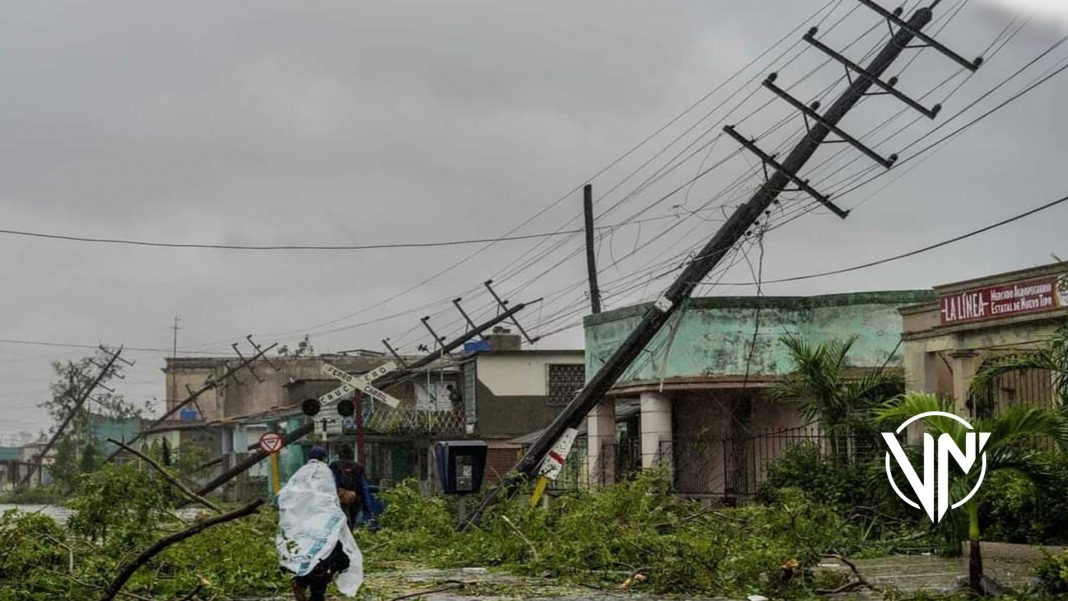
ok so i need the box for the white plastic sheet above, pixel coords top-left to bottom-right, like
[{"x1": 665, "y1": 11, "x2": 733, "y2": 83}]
[{"x1": 276, "y1": 459, "x2": 364, "y2": 595}]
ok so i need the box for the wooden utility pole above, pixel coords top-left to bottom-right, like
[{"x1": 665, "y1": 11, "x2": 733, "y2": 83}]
[
  {"x1": 583, "y1": 184, "x2": 602, "y2": 314},
  {"x1": 108, "y1": 340, "x2": 278, "y2": 460},
  {"x1": 169, "y1": 316, "x2": 180, "y2": 413},
  {"x1": 21, "y1": 347, "x2": 126, "y2": 487},
  {"x1": 464, "y1": 2, "x2": 980, "y2": 527},
  {"x1": 194, "y1": 299, "x2": 542, "y2": 500}
]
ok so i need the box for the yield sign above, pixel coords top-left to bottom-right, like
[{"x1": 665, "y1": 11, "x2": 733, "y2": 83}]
[
  {"x1": 259, "y1": 431, "x2": 285, "y2": 454},
  {"x1": 320, "y1": 361, "x2": 402, "y2": 409}
]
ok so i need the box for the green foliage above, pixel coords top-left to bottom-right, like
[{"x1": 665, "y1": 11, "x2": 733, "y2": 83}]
[
  {"x1": 0, "y1": 510, "x2": 70, "y2": 601},
  {"x1": 0, "y1": 485, "x2": 65, "y2": 505},
  {"x1": 67, "y1": 463, "x2": 171, "y2": 547},
  {"x1": 772, "y1": 334, "x2": 903, "y2": 434},
  {"x1": 360, "y1": 471, "x2": 861, "y2": 598},
  {"x1": 979, "y1": 456, "x2": 1068, "y2": 545},
  {"x1": 969, "y1": 320, "x2": 1068, "y2": 411},
  {"x1": 0, "y1": 462, "x2": 287, "y2": 601},
  {"x1": 47, "y1": 437, "x2": 83, "y2": 495},
  {"x1": 757, "y1": 442, "x2": 867, "y2": 508},
  {"x1": 1034, "y1": 550, "x2": 1068, "y2": 597}
]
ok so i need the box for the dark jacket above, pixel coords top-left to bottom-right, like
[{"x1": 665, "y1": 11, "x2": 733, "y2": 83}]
[{"x1": 329, "y1": 458, "x2": 373, "y2": 517}]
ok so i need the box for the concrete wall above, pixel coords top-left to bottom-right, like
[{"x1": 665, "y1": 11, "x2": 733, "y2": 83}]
[
  {"x1": 475, "y1": 352, "x2": 584, "y2": 397},
  {"x1": 166, "y1": 355, "x2": 448, "y2": 421},
  {"x1": 472, "y1": 351, "x2": 584, "y2": 438},
  {"x1": 584, "y1": 292, "x2": 933, "y2": 385}
]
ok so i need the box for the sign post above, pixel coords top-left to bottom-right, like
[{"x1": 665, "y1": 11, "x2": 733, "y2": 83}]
[
  {"x1": 319, "y1": 362, "x2": 402, "y2": 463},
  {"x1": 259, "y1": 431, "x2": 285, "y2": 495},
  {"x1": 529, "y1": 427, "x2": 578, "y2": 508}
]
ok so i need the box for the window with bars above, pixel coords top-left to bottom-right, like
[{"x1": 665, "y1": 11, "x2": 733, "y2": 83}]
[{"x1": 547, "y1": 363, "x2": 585, "y2": 406}]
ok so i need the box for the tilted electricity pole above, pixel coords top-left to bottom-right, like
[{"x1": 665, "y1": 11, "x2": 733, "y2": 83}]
[
  {"x1": 192, "y1": 299, "x2": 542, "y2": 500},
  {"x1": 107, "y1": 338, "x2": 279, "y2": 460},
  {"x1": 463, "y1": 1, "x2": 981, "y2": 527},
  {"x1": 21, "y1": 346, "x2": 129, "y2": 487}
]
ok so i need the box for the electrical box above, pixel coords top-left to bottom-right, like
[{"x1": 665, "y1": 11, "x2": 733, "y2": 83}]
[{"x1": 435, "y1": 441, "x2": 487, "y2": 495}]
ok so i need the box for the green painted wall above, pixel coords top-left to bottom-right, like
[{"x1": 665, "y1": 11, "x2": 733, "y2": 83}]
[
  {"x1": 89, "y1": 416, "x2": 142, "y2": 455},
  {"x1": 583, "y1": 292, "x2": 935, "y2": 384}
]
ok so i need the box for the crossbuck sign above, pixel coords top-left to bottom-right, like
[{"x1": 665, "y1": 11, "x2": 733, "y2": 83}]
[
  {"x1": 882, "y1": 411, "x2": 991, "y2": 524},
  {"x1": 320, "y1": 361, "x2": 402, "y2": 409}
]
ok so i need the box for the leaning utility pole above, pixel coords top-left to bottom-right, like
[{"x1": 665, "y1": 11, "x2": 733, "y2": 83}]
[
  {"x1": 464, "y1": 1, "x2": 980, "y2": 527},
  {"x1": 108, "y1": 337, "x2": 278, "y2": 460},
  {"x1": 191, "y1": 299, "x2": 542, "y2": 500},
  {"x1": 21, "y1": 346, "x2": 129, "y2": 487},
  {"x1": 583, "y1": 184, "x2": 602, "y2": 314}
]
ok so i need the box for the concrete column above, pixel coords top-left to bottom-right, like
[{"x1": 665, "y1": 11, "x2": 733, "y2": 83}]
[
  {"x1": 949, "y1": 349, "x2": 980, "y2": 415},
  {"x1": 586, "y1": 399, "x2": 617, "y2": 486},
  {"x1": 639, "y1": 392, "x2": 672, "y2": 469}
]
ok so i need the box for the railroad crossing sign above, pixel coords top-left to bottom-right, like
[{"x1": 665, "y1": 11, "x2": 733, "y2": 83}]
[
  {"x1": 258, "y1": 431, "x2": 285, "y2": 454},
  {"x1": 320, "y1": 361, "x2": 402, "y2": 409}
]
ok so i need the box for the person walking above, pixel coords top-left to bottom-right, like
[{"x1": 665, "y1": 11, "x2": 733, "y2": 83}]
[
  {"x1": 276, "y1": 447, "x2": 364, "y2": 601},
  {"x1": 329, "y1": 443, "x2": 373, "y2": 529}
]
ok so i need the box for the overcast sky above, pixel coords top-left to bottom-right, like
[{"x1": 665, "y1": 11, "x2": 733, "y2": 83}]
[{"x1": 1, "y1": 0, "x2": 1066, "y2": 438}]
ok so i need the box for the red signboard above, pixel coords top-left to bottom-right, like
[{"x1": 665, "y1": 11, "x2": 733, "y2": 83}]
[{"x1": 939, "y1": 275, "x2": 1067, "y2": 326}]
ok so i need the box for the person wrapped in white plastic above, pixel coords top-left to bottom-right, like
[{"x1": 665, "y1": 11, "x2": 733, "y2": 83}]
[{"x1": 276, "y1": 447, "x2": 364, "y2": 600}]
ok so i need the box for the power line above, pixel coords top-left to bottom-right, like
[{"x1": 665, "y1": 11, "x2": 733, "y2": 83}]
[
  {"x1": 716, "y1": 192, "x2": 1068, "y2": 286},
  {"x1": 0, "y1": 338, "x2": 221, "y2": 355},
  {"x1": 0, "y1": 218, "x2": 676, "y2": 253}
]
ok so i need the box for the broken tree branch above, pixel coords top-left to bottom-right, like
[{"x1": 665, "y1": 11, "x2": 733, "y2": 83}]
[
  {"x1": 174, "y1": 581, "x2": 205, "y2": 601},
  {"x1": 62, "y1": 576, "x2": 154, "y2": 601},
  {"x1": 499, "y1": 514, "x2": 539, "y2": 562},
  {"x1": 107, "y1": 438, "x2": 221, "y2": 513},
  {"x1": 98, "y1": 498, "x2": 265, "y2": 601},
  {"x1": 390, "y1": 581, "x2": 465, "y2": 601},
  {"x1": 42, "y1": 534, "x2": 74, "y2": 573}
]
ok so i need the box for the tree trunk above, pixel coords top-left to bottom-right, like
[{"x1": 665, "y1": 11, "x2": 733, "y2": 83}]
[{"x1": 968, "y1": 501, "x2": 983, "y2": 593}]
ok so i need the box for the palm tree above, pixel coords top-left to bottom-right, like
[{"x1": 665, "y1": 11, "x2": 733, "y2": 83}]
[
  {"x1": 771, "y1": 334, "x2": 903, "y2": 462},
  {"x1": 876, "y1": 392, "x2": 1067, "y2": 595},
  {"x1": 969, "y1": 321, "x2": 1068, "y2": 414}
]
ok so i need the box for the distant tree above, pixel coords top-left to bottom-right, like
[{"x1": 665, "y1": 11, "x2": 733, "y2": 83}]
[
  {"x1": 37, "y1": 347, "x2": 149, "y2": 491},
  {"x1": 277, "y1": 335, "x2": 315, "y2": 358}
]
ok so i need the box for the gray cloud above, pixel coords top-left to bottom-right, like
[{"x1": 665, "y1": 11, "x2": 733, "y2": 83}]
[{"x1": 1, "y1": 0, "x2": 1066, "y2": 437}]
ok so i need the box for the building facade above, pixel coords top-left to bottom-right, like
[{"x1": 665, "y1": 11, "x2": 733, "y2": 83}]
[
  {"x1": 460, "y1": 345, "x2": 586, "y2": 480},
  {"x1": 900, "y1": 261, "x2": 1067, "y2": 417},
  {"x1": 583, "y1": 291, "x2": 933, "y2": 501}
]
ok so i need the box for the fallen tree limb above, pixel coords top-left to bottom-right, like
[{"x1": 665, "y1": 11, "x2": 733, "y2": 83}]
[
  {"x1": 63, "y1": 576, "x2": 154, "y2": 601},
  {"x1": 42, "y1": 534, "x2": 74, "y2": 573},
  {"x1": 390, "y1": 581, "x2": 465, "y2": 601},
  {"x1": 108, "y1": 438, "x2": 221, "y2": 513},
  {"x1": 98, "y1": 498, "x2": 265, "y2": 601},
  {"x1": 814, "y1": 552, "x2": 878, "y2": 596},
  {"x1": 174, "y1": 581, "x2": 204, "y2": 601},
  {"x1": 499, "y1": 514, "x2": 539, "y2": 562}
]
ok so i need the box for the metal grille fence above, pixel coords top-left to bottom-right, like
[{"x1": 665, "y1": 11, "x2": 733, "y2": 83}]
[{"x1": 666, "y1": 426, "x2": 878, "y2": 501}]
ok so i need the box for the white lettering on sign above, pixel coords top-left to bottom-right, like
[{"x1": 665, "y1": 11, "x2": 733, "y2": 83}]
[
  {"x1": 321, "y1": 361, "x2": 402, "y2": 409},
  {"x1": 319, "y1": 384, "x2": 354, "y2": 405},
  {"x1": 938, "y1": 275, "x2": 1064, "y2": 325}
]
